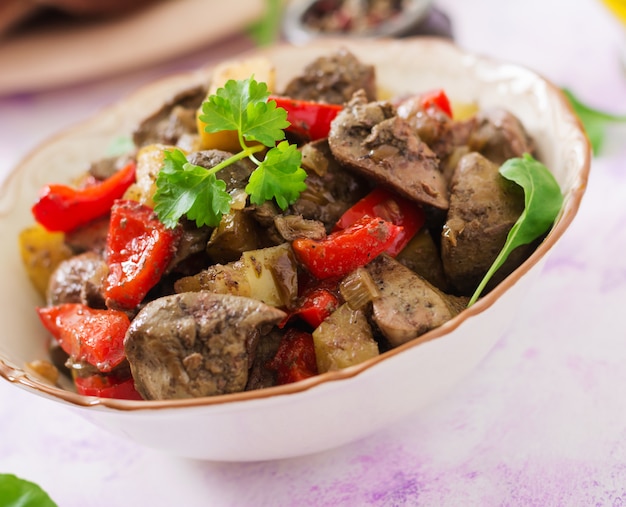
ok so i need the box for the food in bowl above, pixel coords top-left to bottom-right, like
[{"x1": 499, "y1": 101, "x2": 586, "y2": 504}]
[
  {"x1": 20, "y1": 47, "x2": 562, "y2": 401},
  {"x1": 0, "y1": 38, "x2": 589, "y2": 461}
]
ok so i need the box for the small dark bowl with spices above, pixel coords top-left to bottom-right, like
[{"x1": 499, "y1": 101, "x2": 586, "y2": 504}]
[{"x1": 282, "y1": 0, "x2": 436, "y2": 43}]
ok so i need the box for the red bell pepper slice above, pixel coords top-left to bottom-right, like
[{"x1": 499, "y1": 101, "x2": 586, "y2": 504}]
[
  {"x1": 103, "y1": 200, "x2": 181, "y2": 309},
  {"x1": 333, "y1": 187, "x2": 425, "y2": 257},
  {"x1": 419, "y1": 88, "x2": 453, "y2": 118},
  {"x1": 267, "y1": 328, "x2": 318, "y2": 385},
  {"x1": 32, "y1": 161, "x2": 136, "y2": 232},
  {"x1": 74, "y1": 372, "x2": 143, "y2": 400},
  {"x1": 281, "y1": 287, "x2": 340, "y2": 329},
  {"x1": 292, "y1": 216, "x2": 403, "y2": 280},
  {"x1": 271, "y1": 96, "x2": 343, "y2": 141},
  {"x1": 36, "y1": 303, "x2": 130, "y2": 373}
]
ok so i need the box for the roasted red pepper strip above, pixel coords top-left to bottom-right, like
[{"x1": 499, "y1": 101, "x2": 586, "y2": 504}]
[
  {"x1": 292, "y1": 216, "x2": 403, "y2": 279},
  {"x1": 74, "y1": 373, "x2": 143, "y2": 400},
  {"x1": 31, "y1": 161, "x2": 136, "y2": 232},
  {"x1": 419, "y1": 88, "x2": 453, "y2": 118},
  {"x1": 267, "y1": 328, "x2": 318, "y2": 385},
  {"x1": 104, "y1": 200, "x2": 181, "y2": 309},
  {"x1": 282, "y1": 287, "x2": 340, "y2": 329},
  {"x1": 36, "y1": 303, "x2": 130, "y2": 372},
  {"x1": 333, "y1": 187, "x2": 425, "y2": 256},
  {"x1": 270, "y1": 96, "x2": 343, "y2": 141}
]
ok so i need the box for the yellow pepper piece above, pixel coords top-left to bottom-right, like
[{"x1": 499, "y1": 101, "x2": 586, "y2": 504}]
[
  {"x1": 451, "y1": 101, "x2": 479, "y2": 120},
  {"x1": 19, "y1": 224, "x2": 73, "y2": 299},
  {"x1": 195, "y1": 122, "x2": 242, "y2": 153},
  {"x1": 197, "y1": 57, "x2": 276, "y2": 151}
]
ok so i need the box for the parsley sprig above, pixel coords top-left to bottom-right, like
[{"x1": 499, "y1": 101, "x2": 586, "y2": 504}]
[{"x1": 154, "y1": 77, "x2": 307, "y2": 228}]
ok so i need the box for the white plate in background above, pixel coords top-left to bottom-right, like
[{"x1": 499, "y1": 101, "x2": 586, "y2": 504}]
[{"x1": 0, "y1": 0, "x2": 265, "y2": 95}]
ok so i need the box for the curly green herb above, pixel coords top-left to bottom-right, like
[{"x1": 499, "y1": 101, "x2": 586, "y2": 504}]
[
  {"x1": 154, "y1": 77, "x2": 307, "y2": 228},
  {"x1": 468, "y1": 153, "x2": 563, "y2": 306}
]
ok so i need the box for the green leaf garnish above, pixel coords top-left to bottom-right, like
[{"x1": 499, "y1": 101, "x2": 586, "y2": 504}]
[
  {"x1": 468, "y1": 153, "x2": 564, "y2": 306},
  {"x1": 154, "y1": 150, "x2": 232, "y2": 228},
  {"x1": 153, "y1": 77, "x2": 307, "y2": 228},
  {"x1": 246, "y1": 140, "x2": 307, "y2": 209},
  {"x1": 0, "y1": 474, "x2": 58, "y2": 507},
  {"x1": 562, "y1": 87, "x2": 626, "y2": 155}
]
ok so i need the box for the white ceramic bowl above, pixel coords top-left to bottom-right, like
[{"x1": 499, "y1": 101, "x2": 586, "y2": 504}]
[{"x1": 0, "y1": 38, "x2": 590, "y2": 462}]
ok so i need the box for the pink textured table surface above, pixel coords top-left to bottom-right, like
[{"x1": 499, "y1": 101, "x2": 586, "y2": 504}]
[{"x1": 1, "y1": 0, "x2": 625, "y2": 505}]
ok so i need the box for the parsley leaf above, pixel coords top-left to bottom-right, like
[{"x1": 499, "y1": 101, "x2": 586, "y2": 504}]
[
  {"x1": 200, "y1": 78, "x2": 289, "y2": 147},
  {"x1": 153, "y1": 77, "x2": 307, "y2": 228},
  {"x1": 562, "y1": 87, "x2": 626, "y2": 155},
  {"x1": 154, "y1": 150, "x2": 232, "y2": 228},
  {"x1": 468, "y1": 153, "x2": 563, "y2": 306},
  {"x1": 246, "y1": 140, "x2": 307, "y2": 209}
]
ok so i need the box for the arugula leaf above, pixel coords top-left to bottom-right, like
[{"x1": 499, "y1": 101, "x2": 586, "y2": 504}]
[
  {"x1": 153, "y1": 77, "x2": 306, "y2": 228},
  {"x1": 468, "y1": 153, "x2": 563, "y2": 306},
  {"x1": 0, "y1": 474, "x2": 58, "y2": 507},
  {"x1": 562, "y1": 87, "x2": 626, "y2": 155}
]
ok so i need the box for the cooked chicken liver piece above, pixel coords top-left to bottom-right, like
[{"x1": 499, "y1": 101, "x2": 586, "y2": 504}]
[
  {"x1": 132, "y1": 84, "x2": 206, "y2": 148},
  {"x1": 329, "y1": 90, "x2": 449, "y2": 210},
  {"x1": 187, "y1": 149, "x2": 255, "y2": 191},
  {"x1": 46, "y1": 251, "x2": 108, "y2": 308},
  {"x1": 245, "y1": 329, "x2": 283, "y2": 391},
  {"x1": 273, "y1": 215, "x2": 327, "y2": 241},
  {"x1": 282, "y1": 48, "x2": 376, "y2": 104},
  {"x1": 396, "y1": 95, "x2": 477, "y2": 165},
  {"x1": 64, "y1": 216, "x2": 110, "y2": 255},
  {"x1": 124, "y1": 292, "x2": 286, "y2": 400},
  {"x1": 395, "y1": 228, "x2": 449, "y2": 292},
  {"x1": 467, "y1": 108, "x2": 535, "y2": 165},
  {"x1": 366, "y1": 254, "x2": 467, "y2": 347},
  {"x1": 292, "y1": 139, "x2": 369, "y2": 231},
  {"x1": 441, "y1": 152, "x2": 529, "y2": 296},
  {"x1": 88, "y1": 153, "x2": 135, "y2": 181}
]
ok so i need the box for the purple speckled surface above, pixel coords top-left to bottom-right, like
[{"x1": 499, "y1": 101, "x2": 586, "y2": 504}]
[{"x1": 1, "y1": 0, "x2": 626, "y2": 505}]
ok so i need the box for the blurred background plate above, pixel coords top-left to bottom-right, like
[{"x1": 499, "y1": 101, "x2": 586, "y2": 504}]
[{"x1": 0, "y1": 0, "x2": 265, "y2": 96}]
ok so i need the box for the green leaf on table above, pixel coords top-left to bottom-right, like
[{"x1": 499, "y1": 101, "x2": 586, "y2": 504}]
[
  {"x1": 562, "y1": 87, "x2": 626, "y2": 155},
  {"x1": 468, "y1": 153, "x2": 564, "y2": 306},
  {"x1": 248, "y1": 0, "x2": 284, "y2": 46},
  {"x1": 0, "y1": 474, "x2": 58, "y2": 507}
]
